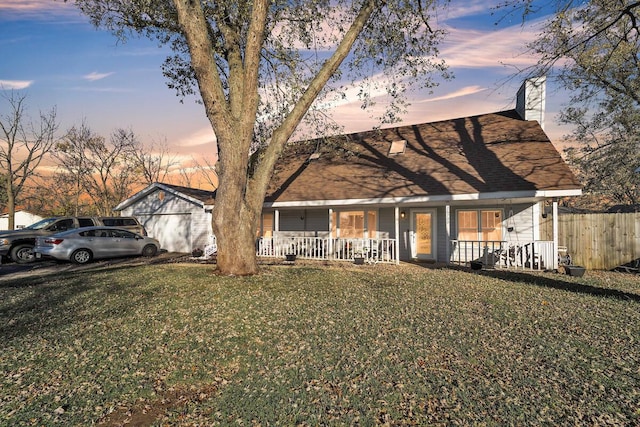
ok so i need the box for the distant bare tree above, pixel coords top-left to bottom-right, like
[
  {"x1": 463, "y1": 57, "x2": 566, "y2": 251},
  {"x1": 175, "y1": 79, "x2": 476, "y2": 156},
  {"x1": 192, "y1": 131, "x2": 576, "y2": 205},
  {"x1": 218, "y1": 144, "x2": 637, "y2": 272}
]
[
  {"x1": 190, "y1": 155, "x2": 218, "y2": 189},
  {"x1": 0, "y1": 173, "x2": 7, "y2": 212},
  {"x1": 0, "y1": 92, "x2": 58, "y2": 229},
  {"x1": 131, "y1": 137, "x2": 179, "y2": 185},
  {"x1": 25, "y1": 173, "x2": 91, "y2": 216},
  {"x1": 55, "y1": 123, "x2": 142, "y2": 215},
  {"x1": 176, "y1": 163, "x2": 194, "y2": 188},
  {"x1": 173, "y1": 156, "x2": 218, "y2": 190}
]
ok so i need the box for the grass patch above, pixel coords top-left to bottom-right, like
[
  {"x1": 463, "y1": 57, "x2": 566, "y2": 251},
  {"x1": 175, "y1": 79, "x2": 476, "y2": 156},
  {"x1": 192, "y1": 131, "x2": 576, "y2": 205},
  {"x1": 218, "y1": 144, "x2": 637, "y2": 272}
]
[{"x1": 1, "y1": 263, "x2": 639, "y2": 425}]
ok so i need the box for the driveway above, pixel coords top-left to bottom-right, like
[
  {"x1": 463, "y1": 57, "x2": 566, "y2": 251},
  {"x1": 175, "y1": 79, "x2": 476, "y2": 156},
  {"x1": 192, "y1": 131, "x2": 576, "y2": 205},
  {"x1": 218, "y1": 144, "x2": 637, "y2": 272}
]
[{"x1": 0, "y1": 251, "x2": 187, "y2": 282}]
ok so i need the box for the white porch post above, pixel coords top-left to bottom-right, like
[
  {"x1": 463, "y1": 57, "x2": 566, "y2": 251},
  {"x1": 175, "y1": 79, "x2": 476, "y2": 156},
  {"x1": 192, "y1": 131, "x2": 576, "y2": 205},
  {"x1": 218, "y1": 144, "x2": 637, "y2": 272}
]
[
  {"x1": 445, "y1": 203, "x2": 451, "y2": 264},
  {"x1": 552, "y1": 200, "x2": 559, "y2": 270},
  {"x1": 394, "y1": 206, "x2": 400, "y2": 264},
  {"x1": 328, "y1": 208, "x2": 334, "y2": 257},
  {"x1": 274, "y1": 210, "x2": 280, "y2": 232}
]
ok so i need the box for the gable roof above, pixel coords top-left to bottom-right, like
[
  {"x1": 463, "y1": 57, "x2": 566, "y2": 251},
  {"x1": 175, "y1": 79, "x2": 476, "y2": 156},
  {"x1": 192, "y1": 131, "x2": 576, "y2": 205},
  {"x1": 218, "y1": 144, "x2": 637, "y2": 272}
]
[
  {"x1": 114, "y1": 182, "x2": 216, "y2": 211},
  {"x1": 157, "y1": 183, "x2": 217, "y2": 205},
  {"x1": 265, "y1": 110, "x2": 581, "y2": 207}
]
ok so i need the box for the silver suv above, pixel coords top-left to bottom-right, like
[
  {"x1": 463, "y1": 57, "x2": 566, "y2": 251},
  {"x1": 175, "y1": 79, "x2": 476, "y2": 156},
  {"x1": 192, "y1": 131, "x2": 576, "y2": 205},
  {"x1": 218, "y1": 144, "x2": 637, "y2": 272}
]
[{"x1": 0, "y1": 216, "x2": 146, "y2": 263}]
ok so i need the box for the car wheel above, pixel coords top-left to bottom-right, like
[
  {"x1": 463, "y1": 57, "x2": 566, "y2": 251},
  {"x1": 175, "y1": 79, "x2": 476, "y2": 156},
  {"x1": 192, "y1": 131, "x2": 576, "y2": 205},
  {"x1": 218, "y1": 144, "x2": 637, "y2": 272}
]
[
  {"x1": 11, "y1": 244, "x2": 35, "y2": 264},
  {"x1": 142, "y1": 244, "x2": 158, "y2": 257},
  {"x1": 71, "y1": 249, "x2": 92, "y2": 264}
]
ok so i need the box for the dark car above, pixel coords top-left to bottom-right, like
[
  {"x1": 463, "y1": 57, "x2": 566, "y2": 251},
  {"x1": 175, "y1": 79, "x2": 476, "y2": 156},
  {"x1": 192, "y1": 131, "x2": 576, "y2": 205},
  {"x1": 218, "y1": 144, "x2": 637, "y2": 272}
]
[{"x1": 33, "y1": 226, "x2": 160, "y2": 264}]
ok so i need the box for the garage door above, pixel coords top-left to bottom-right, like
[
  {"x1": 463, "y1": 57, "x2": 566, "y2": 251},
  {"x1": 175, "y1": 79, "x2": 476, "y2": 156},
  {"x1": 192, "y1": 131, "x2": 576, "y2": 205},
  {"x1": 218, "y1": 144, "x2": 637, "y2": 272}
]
[{"x1": 138, "y1": 214, "x2": 192, "y2": 253}]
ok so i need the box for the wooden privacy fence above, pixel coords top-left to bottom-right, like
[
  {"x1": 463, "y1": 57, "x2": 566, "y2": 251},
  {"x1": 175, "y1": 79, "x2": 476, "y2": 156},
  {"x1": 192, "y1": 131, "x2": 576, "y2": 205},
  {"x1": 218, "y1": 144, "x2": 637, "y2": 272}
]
[{"x1": 541, "y1": 212, "x2": 640, "y2": 270}]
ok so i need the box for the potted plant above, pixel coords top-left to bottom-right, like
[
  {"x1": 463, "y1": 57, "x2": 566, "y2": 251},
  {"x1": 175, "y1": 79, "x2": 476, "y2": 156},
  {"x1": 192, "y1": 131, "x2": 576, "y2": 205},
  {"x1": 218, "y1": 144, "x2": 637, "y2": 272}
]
[
  {"x1": 564, "y1": 265, "x2": 586, "y2": 277},
  {"x1": 285, "y1": 253, "x2": 297, "y2": 262},
  {"x1": 191, "y1": 247, "x2": 204, "y2": 258},
  {"x1": 353, "y1": 250, "x2": 366, "y2": 265},
  {"x1": 470, "y1": 260, "x2": 483, "y2": 270}
]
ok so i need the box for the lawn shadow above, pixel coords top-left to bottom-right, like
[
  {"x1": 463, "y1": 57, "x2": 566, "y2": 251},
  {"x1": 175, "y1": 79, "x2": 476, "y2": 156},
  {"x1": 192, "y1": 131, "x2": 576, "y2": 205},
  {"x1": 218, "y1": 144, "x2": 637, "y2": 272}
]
[
  {"x1": 0, "y1": 262, "x2": 167, "y2": 342},
  {"x1": 412, "y1": 262, "x2": 640, "y2": 303},
  {"x1": 480, "y1": 269, "x2": 640, "y2": 302}
]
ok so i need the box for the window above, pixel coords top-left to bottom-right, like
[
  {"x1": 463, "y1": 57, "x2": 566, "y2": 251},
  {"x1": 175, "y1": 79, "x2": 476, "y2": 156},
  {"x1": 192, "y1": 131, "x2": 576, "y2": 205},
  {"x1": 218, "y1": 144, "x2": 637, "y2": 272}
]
[
  {"x1": 457, "y1": 209, "x2": 502, "y2": 241},
  {"x1": 258, "y1": 212, "x2": 274, "y2": 238},
  {"x1": 106, "y1": 229, "x2": 135, "y2": 238},
  {"x1": 331, "y1": 210, "x2": 377, "y2": 238},
  {"x1": 78, "y1": 218, "x2": 94, "y2": 227},
  {"x1": 102, "y1": 218, "x2": 136, "y2": 226},
  {"x1": 49, "y1": 219, "x2": 74, "y2": 231}
]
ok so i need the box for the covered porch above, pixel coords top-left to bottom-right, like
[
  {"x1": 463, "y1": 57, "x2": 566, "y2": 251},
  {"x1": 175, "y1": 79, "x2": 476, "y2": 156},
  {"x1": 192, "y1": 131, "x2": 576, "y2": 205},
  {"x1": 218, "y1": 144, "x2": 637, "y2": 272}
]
[
  {"x1": 253, "y1": 198, "x2": 565, "y2": 271},
  {"x1": 252, "y1": 236, "x2": 556, "y2": 269}
]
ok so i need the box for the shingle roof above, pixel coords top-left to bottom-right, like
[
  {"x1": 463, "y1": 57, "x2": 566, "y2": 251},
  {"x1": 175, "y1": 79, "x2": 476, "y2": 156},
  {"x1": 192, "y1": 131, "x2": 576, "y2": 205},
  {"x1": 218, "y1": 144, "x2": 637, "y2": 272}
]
[
  {"x1": 114, "y1": 182, "x2": 217, "y2": 212},
  {"x1": 158, "y1": 183, "x2": 217, "y2": 205},
  {"x1": 265, "y1": 110, "x2": 581, "y2": 204}
]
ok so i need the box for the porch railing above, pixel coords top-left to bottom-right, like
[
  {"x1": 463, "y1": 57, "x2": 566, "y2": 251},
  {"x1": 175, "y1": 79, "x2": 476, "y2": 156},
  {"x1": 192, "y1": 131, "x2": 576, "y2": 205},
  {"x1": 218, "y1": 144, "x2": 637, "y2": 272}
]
[
  {"x1": 257, "y1": 236, "x2": 398, "y2": 264},
  {"x1": 450, "y1": 240, "x2": 554, "y2": 270}
]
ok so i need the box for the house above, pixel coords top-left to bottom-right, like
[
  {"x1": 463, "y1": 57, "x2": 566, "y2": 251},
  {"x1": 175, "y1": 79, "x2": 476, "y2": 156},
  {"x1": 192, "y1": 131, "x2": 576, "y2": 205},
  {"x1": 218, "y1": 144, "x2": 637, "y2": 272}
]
[
  {"x1": 114, "y1": 183, "x2": 216, "y2": 253},
  {"x1": 258, "y1": 77, "x2": 582, "y2": 269},
  {"x1": 0, "y1": 210, "x2": 44, "y2": 230},
  {"x1": 115, "y1": 78, "x2": 582, "y2": 270}
]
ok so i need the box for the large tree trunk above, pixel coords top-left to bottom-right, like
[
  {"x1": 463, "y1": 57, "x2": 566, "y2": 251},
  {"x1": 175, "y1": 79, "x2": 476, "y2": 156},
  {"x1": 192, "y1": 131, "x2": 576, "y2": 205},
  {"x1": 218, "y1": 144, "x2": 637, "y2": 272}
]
[
  {"x1": 172, "y1": 0, "x2": 379, "y2": 275},
  {"x1": 212, "y1": 196, "x2": 259, "y2": 275},
  {"x1": 212, "y1": 148, "x2": 260, "y2": 275}
]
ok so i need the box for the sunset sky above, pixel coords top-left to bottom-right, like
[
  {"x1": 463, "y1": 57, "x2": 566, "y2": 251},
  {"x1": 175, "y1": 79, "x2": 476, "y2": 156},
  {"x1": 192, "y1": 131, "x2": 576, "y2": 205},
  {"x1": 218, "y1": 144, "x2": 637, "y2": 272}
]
[{"x1": 0, "y1": 0, "x2": 567, "y2": 165}]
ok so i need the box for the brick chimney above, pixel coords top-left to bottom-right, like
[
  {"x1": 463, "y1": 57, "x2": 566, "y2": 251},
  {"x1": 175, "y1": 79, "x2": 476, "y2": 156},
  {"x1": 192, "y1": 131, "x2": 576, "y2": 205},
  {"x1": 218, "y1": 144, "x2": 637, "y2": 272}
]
[{"x1": 516, "y1": 76, "x2": 546, "y2": 130}]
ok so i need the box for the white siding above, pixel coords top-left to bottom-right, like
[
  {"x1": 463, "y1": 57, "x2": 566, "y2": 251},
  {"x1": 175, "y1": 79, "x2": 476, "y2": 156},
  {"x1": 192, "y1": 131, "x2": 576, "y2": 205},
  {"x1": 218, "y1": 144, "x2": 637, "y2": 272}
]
[
  {"x1": 505, "y1": 204, "x2": 537, "y2": 241},
  {"x1": 279, "y1": 210, "x2": 306, "y2": 232},
  {"x1": 378, "y1": 208, "x2": 395, "y2": 239},
  {"x1": 0, "y1": 211, "x2": 43, "y2": 230},
  {"x1": 275, "y1": 209, "x2": 329, "y2": 237},
  {"x1": 305, "y1": 210, "x2": 328, "y2": 234},
  {"x1": 119, "y1": 188, "x2": 212, "y2": 253},
  {"x1": 138, "y1": 213, "x2": 192, "y2": 253},
  {"x1": 436, "y1": 206, "x2": 448, "y2": 263},
  {"x1": 397, "y1": 210, "x2": 411, "y2": 260}
]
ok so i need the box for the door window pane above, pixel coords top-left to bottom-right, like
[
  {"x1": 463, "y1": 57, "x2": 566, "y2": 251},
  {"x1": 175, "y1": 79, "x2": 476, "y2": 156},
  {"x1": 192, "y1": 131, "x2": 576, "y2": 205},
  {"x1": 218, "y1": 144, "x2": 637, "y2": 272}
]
[
  {"x1": 259, "y1": 212, "x2": 274, "y2": 238},
  {"x1": 415, "y1": 213, "x2": 432, "y2": 255},
  {"x1": 481, "y1": 210, "x2": 502, "y2": 241},
  {"x1": 367, "y1": 211, "x2": 377, "y2": 238},
  {"x1": 340, "y1": 211, "x2": 364, "y2": 238},
  {"x1": 331, "y1": 210, "x2": 377, "y2": 238},
  {"x1": 457, "y1": 211, "x2": 478, "y2": 240}
]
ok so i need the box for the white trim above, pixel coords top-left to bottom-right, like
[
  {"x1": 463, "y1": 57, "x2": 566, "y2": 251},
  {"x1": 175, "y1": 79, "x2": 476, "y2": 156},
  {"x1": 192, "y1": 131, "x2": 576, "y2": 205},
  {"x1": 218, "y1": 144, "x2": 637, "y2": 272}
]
[
  {"x1": 115, "y1": 182, "x2": 211, "y2": 211},
  {"x1": 532, "y1": 202, "x2": 541, "y2": 241},
  {"x1": 264, "y1": 189, "x2": 582, "y2": 209},
  {"x1": 553, "y1": 201, "x2": 559, "y2": 270},
  {"x1": 445, "y1": 204, "x2": 451, "y2": 263},
  {"x1": 328, "y1": 208, "x2": 333, "y2": 255},
  {"x1": 394, "y1": 207, "x2": 400, "y2": 264}
]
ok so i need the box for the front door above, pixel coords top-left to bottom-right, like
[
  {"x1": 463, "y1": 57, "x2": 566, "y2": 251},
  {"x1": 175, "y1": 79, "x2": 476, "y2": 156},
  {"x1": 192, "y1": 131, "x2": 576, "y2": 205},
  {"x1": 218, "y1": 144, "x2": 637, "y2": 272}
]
[{"x1": 411, "y1": 210, "x2": 436, "y2": 260}]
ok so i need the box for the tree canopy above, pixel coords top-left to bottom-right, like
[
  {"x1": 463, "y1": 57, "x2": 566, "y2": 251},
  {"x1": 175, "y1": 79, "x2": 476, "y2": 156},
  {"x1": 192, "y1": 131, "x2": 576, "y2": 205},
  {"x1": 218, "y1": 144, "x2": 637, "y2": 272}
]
[
  {"x1": 515, "y1": 0, "x2": 640, "y2": 207},
  {"x1": 73, "y1": 0, "x2": 451, "y2": 275}
]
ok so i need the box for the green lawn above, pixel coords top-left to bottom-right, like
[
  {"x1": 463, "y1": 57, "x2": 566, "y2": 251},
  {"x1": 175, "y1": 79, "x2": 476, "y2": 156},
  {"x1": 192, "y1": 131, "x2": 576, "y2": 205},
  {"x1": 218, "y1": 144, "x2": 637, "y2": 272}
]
[{"x1": 1, "y1": 262, "x2": 639, "y2": 426}]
